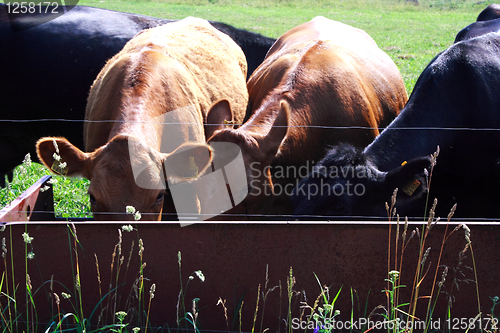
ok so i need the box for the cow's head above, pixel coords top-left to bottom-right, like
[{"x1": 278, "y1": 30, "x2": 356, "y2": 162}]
[
  {"x1": 292, "y1": 144, "x2": 431, "y2": 219},
  {"x1": 36, "y1": 135, "x2": 212, "y2": 220},
  {"x1": 202, "y1": 99, "x2": 290, "y2": 219}
]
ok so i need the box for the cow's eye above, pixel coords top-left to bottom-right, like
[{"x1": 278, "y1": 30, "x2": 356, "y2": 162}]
[
  {"x1": 89, "y1": 193, "x2": 97, "y2": 206},
  {"x1": 329, "y1": 203, "x2": 347, "y2": 215},
  {"x1": 156, "y1": 191, "x2": 165, "y2": 204}
]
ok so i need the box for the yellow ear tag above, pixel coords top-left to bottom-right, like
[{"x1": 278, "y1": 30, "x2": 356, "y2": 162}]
[
  {"x1": 51, "y1": 160, "x2": 68, "y2": 176},
  {"x1": 183, "y1": 156, "x2": 199, "y2": 179},
  {"x1": 403, "y1": 179, "x2": 421, "y2": 197},
  {"x1": 223, "y1": 119, "x2": 235, "y2": 128},
  {"x1": 401, "y1": 161, "x2": 408, "y2": 166}
]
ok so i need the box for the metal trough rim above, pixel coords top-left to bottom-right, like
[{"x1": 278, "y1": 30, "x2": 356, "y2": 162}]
[
  {"x1": 0, "y1": 175, "x2": 51, "y2": 223},
  {"x1": 1, "y1": 176, "x2": 499, "y2": 225}
]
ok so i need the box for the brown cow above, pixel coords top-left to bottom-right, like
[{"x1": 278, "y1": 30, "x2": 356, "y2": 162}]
[
  {"x1": 203, "y1": 16, "x2": 408, "y2": 219},
  {"x1": 36, "y1": 17, "x2": 248, "y2": 220}
]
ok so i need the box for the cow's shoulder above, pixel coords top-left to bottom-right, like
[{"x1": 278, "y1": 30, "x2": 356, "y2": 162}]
[{"x1": 477, "y1": 4, "x2": 500, "y2": 21}]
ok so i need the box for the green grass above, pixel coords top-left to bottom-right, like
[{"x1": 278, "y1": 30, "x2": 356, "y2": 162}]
[
  {"x1": 0, "y1": 155, "x2": 91, "y2": 219},
  {"x1": 1, "y1": 223, "x2": 204, "y2": 332},
  {"x1": 78, "y1": 0, "x2": 482, "y2": 93},
  {"x1": 1, "y1": 0, "x2": 491, "y2": 217}
]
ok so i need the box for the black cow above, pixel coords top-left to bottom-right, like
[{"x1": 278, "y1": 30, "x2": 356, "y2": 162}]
[
  {"x1": 477, "y1": 4, "x2": 500, "y2": 21},
  {"x1": 0, "y1": 4, "x2": 275, "y2": 186},
  {"x1": 455, "y1": 18, "x2": 500, "y2": 42},
  {"x1": 455, "y1": 4, "x2": 500, "y2": 42},
  {"x1": 292, "y1": 33, "x2": 500, "y2": 220}
]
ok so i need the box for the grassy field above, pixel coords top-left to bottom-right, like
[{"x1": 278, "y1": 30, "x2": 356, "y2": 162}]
[
  {"x1": 0, "y1": 0, "x2": 493, "y2": 217},
  {"x1": 77, "y1": 0, "x2": 483, "y2": 93}
]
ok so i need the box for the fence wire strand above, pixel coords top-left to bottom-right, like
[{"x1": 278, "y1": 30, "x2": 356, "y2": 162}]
[
  {"x1": 2, "y1": 118, "x2": 500, "y2": 132},
  {"x1": 2, "y1": 118, "x2": 500, "y2": 222}
]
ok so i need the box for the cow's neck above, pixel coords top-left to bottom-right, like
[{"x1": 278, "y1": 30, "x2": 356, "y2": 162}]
[
  {"x1": 365, "y1": 93, "x2": 459, "y2": 171},
  {"x1": 110, "y1": 80, "x2": 204, "y2": 154},
  {"x1": 109, "y1": 100, "x2": 165, "y2": 150}
]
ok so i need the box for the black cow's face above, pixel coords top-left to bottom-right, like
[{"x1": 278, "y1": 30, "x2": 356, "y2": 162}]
[
  {"x1": 292, "y1": 160, "x2": 386, "y2": 218},
  {"x1": 291, "y1": 144, "x2": 431, "y2": 219}
]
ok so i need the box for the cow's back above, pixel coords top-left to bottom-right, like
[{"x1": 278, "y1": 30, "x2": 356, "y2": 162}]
[
  {"x1": 84, "y1": 17, "x2": 248, "y2": 151},
  {"x1": 477, "y1": 4, "x2": 500, "y2": 21},
  {"x1": 125, "y1": 18, "x2": 248, "y2": 121},
  {"x1": 455, "y1": 18, "x2": 500, "y2": 42},
  {"x1": 248, "y1": 16, "x2": 407, "y2": 166}
]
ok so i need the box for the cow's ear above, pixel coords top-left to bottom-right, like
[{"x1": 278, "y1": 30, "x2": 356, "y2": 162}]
[
  {"x1": 163, "y1": 143, "x2": 213, "y2": 182},
  {"x1": 36, "y1": 137, "x2": 92, "y2": 178},
  {"x1": 258, "y1": 99, "x2": 290, "y2": 161},
  {"x1": 205, "y1": 99, "x2": 233, "y2": 139},
  {"x1": 384, "y1": 157, "x2": 432, "y2": 200}
]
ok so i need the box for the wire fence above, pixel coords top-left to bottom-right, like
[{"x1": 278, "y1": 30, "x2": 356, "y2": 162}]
[
  {"x1": 3, "y1": 118, "x2": 500, "y2": 132},
  {"x1": 2, "y1": 118, "x2": 500, "y2": 222}
]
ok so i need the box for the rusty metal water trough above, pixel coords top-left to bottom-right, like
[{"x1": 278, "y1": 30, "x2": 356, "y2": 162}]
[{"x1": 1, "y1": 176, "x2": 500, "y2": 332}]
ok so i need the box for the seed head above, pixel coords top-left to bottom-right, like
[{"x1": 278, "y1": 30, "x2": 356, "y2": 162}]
[
  {"x1": 115, "y1": 311, "x2": 127, "y2": 322},
  {"x1": 27, "y1": 274, "x2": 32, "y2": 290},
  {"x1": 402, "y1": 217, "x2": 409, "y2": 243},
  {"x1": 194, "y1": 270, "x2": 205, "y2": 282},
  {"x1": 462, "y1": 224, "x2": 471, "y2": 244},
  {"x1": 122, "y1": 225, "x2": 134, "y2": 232},
  {"x1": 150, "y1": 283, "x2": 156, "y2": 299},
  {"x1": 138, "y1": 239, "x2": 144, "y2": 256},
  {"x1": 52, "y1": 139, "x2": 60, "y2": 154},
  {"x1": 430, "y1": 146, "x2": 440, "y2": 167},
  {"x1": 447, "y1": 203, "x2": 457, "y2": 221},
  {"x1": 427, "y1": 198, "x2": 438, "y2": 226},
  {"x1": 388, "y1": 270, "x2": 400, "y2": 281},
  {"x1": 438, "y1": 266, "x2": 449, "y2": 288},
  {"x1": 2, "y1": 237, "x2": 6, "y2": 258},
  {"x1": 22, "y1": 232, "x2": 33, "y2": 244},
  {"x1": 75, "y1": 274, "x2": 81, "y2": 292},
  {"x1": 125, "y1": 206, "x2": 141, "y2": 221},
  {"x1": 23, "y1": 153, "x2": 32, "y2": 168},
  {"x1": 391, "y1": 188, "x2": 398, "y2": 208},
  {"x1": 421, "y1": 247, "x2": 431, "y2": 267}
]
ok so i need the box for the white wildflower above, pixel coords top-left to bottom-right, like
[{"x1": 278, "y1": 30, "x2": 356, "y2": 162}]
[{"x1": 22, "y1": 232, "x2": 33, "y2": 244}]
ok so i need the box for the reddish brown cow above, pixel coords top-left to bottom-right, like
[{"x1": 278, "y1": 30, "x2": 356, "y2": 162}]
[
  {"x1": 36, "y1": 17, "x2": 248, "y2": 220},
  {"x1": 204, "y1": 16, "x2": 408, "y2": 219}
]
